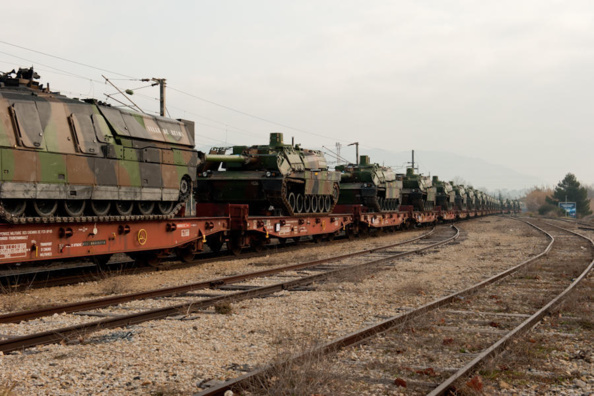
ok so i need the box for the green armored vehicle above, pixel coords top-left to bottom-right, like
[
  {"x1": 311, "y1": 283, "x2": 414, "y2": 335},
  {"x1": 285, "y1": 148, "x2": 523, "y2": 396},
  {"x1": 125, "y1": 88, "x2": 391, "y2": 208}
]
[
  {"x1": 432, "y1": 176, "x2": 455, "y2": 210},
  {"x1": 400, "y1": 167, "x2": 437, "y2": 211},
  {"x1": 0, "y1": 67, "x2": 198, "y2": 222},
  {"x1": 196, "y1": 133, "x2": 341, "y2": 215},
  {"x1": 335, "y1": 155, "x2": 401, "y2": 212},
  {"x1": 466, "y1": 187, "x2": 478, "y2": 210},
  {"x1": 452, "y1": 184, "x2": 468, "y2": 211}
]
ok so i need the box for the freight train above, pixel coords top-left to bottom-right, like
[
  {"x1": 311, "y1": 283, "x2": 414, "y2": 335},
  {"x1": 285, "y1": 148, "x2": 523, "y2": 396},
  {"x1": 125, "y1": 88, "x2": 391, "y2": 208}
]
[{"x1": 0, "y1": 68, "x2": 519, "y2": 268}]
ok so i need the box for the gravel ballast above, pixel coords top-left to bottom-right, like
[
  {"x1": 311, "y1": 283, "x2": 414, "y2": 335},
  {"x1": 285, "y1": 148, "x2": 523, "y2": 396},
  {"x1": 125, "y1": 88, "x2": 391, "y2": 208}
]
[{"x1": 3, "y1": 217, "x2": 585, "y2": 395}]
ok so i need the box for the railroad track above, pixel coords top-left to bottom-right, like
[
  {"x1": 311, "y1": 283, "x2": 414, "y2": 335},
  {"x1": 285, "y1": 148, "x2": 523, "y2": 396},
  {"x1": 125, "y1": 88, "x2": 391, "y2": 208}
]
[
  {"x1": 0, "y1": 233, "x2": 346, "y2": 290},
  {"x1": 0, "y1": 225, "x2": 458, "y2": 354},
  {"x1": 197, "y1": 218, "x2": 594, "y2": 395}
]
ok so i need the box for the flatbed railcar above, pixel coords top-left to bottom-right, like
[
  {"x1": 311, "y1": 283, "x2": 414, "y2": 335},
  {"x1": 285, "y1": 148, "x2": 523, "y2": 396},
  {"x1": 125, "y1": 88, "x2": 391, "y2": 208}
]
[{"x1": 0, "y1": 202, "x2": 502, "y2": 268}]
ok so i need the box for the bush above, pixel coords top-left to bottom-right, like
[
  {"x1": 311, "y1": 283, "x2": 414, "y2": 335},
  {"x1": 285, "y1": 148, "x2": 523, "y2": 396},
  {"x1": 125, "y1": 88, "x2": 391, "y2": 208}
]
[{"x1": 538, "y1": 203, "x2": 565, "y2": 216}]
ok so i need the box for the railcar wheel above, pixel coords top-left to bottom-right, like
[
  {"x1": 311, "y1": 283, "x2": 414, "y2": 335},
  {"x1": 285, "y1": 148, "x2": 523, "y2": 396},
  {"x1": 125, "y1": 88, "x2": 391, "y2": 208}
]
[
  {"x1": 63, "y1": 200, "x2": 86, "y2": 217},
  {"x1": 227, "y1": 239, "x2": 242, "y2": 256},
  {"x1": 115, "y1": 201, "x2": 134, "y2": 216},
  {"x1": 176, "y1": 246, "x2": 195, "y2": 263},
  {"x1": 288, "y1": 192, "x2": 296, "y2": 213},
  {"x1": 92, "y1": 254, "x2": 112, "y2": 269},
  {"x1": 137, "y1": 201, "x2": 155, "y2": 215},
  {"x1": 250, "y1": 237, "x2": 266, "y2": 253},
  {"x1": 303, "y1": 195, "x2": 311, "y2": 213},
  {"x1": 207, "y1": 235, "x2": 224, "y2": 253},
  {"x1": 136, "y1": 252, "x2": 163, "y2": 268},
  {"x1": 311, "y1": 195, "x2": 319, "y2": 213},
  {"x1": 296, "y1": 194, "x2": 304, "y2": 213},
  {"x1": 90, "y1": 201, "x2": 111, "y2": 216},
  {"x1": 2, "y1": 200, "x2": 26, "y2": 217},
  {"x1": 157, "y1": 201, "x2": 175, "y2": 215},
  {"x1": 33, "y1": 200, "x2": 58, "y2": 217}
]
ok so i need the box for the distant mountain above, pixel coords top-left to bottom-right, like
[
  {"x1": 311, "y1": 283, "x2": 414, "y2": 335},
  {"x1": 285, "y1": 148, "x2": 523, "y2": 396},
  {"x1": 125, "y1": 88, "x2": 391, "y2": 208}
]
[{"x1": 330, "y1": 149, "x2": 546, "y2": 198}]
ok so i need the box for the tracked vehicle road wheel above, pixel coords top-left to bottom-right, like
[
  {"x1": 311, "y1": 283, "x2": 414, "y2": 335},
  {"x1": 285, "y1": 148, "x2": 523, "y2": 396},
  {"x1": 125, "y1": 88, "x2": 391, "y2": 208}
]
[
  {"x1": 2, "y1": 200, "x2": 26, "y2": 217},
  {"x1": 311, "y1": 195, "x2": 319, "y2": 213},
  {"x1": 296, "y1": 194, "x2": 304, "y2": 213},
  {"x1": 303, "y1": 195, "x2": 311, "y2": 213},
  {"x1": 137, "y1": 201, "x2": 155, "y2": 215},
  {"x1": 324, "y1": 196, "x2": 332, "y2": 212},
  {"x1": 115, "y1": 201, "x2": 134, "y2": 216},
  {"x1": 288, "y1": 192, "x2": 296, "y2": 213},
  {"x1": 317, "y1": 195, "x2": 324, "y2": 213},
  {"x1": 91, "y1": 201, "x2": 111, "y2": 216},
  {"x1": 63, "y1": 200, "x2": 86, "y2": 217},
  {"x1": 157, "y1": 201, "x2": 176, "y2": 215},
  {"x1": 33, "y1": 200, "x2": 58, "y2": 217}
]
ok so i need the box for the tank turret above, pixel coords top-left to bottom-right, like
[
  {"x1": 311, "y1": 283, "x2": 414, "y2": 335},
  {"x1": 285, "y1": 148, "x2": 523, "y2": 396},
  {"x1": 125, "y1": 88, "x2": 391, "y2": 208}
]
[
  {"x1": 335, "y1": 155, "x2": 402, "y2": 212},
  {"x1": 196, "y1": 133, "x2": 341, "y2": 215},
  {"x1": 400, "y1": 167, "x2": 437, "y2": 211}
]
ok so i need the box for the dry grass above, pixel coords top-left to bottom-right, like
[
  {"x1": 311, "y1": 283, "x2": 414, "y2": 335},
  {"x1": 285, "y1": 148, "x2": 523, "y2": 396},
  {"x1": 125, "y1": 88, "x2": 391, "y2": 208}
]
[
  {"x1": 214, "y1": 301, "x2": 234, "y2": 315},
  {"x1": 0, "y1": 383, "x2": 16, "y2": 396},
  {"x1": 239, "y1": 329, "x2": 342, "y2": 396},
  {"x1": 93, "y1": 268, "x2": 130, "y2": 296}
]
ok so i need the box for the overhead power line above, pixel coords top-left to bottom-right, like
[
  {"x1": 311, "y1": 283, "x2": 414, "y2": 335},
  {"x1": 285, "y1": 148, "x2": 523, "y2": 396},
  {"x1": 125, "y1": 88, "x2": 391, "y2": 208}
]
[
  {"x1": 0, "y1": 40, "x2": 136, "y2": 79},
  {"x1": 0, "y1": 40, "x2": 355, "y2": 146}
]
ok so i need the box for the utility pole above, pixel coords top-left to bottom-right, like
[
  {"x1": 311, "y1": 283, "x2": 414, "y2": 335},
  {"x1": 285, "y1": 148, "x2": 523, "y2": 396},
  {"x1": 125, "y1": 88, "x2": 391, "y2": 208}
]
[
  {"x1": 348, "y1": 142, "x2": 359, "y2": 165},
  {"x1": 335, "y1": 142, "x2": 342, "y2": 165},
  {"x1": 142, "y1": 77, "x2": 166, "y2": 116}
]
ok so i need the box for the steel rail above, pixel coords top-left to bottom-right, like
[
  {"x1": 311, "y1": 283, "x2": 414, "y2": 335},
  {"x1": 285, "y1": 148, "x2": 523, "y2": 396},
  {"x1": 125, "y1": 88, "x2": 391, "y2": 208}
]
[
  {"x1": 0, "y1": 228, "x2": 436, "y2": 324},
  {"x1": 0, "y1": 227, "x2": 457, "y2": 353},
  {"x1": 195, "y1": 220, "x2": 554, "y2": 396},
  {"x1": 428, "y1": 220, "x2": 594, "y2": 395}
]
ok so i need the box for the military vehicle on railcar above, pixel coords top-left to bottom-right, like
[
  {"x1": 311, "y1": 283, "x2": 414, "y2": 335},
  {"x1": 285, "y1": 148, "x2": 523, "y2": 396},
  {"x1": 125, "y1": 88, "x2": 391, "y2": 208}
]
[
  {"x1": 399, "y1": 167, "x2": 437, "y2": 211},
  {"x1": 335, "y1": 155, "x2": 401, "y2": 212},
  {"x1": 432, "y1": 176, "x2": 455, "y2": 210},
  {"x1": 0, "y1": 67, "x2": 198, "y2": 223},
  {"x1": 196, "y1": 133, "x2": 341, "y2": 215}
]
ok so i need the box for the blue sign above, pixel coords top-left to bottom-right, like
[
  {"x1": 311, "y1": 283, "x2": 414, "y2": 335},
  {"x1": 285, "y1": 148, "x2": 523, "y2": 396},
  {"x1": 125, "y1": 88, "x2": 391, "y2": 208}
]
[{"x1": 559, "y1": 202, "x2": 576, "y2": 218}]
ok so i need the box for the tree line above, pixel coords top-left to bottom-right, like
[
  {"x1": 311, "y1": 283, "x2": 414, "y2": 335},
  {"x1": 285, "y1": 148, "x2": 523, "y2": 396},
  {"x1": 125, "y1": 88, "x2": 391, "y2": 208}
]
[{"x1": 523, "y1": 173, "x2": 592, "y2": 218}]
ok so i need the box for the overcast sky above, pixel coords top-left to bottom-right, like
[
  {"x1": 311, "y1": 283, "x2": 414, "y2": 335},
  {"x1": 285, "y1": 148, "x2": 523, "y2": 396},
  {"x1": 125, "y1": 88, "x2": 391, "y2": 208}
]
[{"x1": 1, "y1": 1, "x2": 592, "y2": 189}]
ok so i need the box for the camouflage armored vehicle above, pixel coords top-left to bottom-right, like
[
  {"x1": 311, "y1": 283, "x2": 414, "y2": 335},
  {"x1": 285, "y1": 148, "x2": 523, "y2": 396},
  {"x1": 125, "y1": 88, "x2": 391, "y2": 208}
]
[
  {"x1": 466, "y1": 187, "x2": 478, "y2": 210},
  {"x1": 452, "y1": 184, "x2": 468, "y2": 211},
  {"x1": 400, "y1": 167, "x2": 437, "y2": 211},
  {"x1": 196, "y1": 133, "x2": 341, "y2": 215},
  {"x1": 335, "y1": 155, "x2": 401, "y2": 212},
  {"x1": 0, "y1": 67, "x2": 198, "y2": 222},
  {"x1": 432, "y1": 176, "x2": 455, "y2": 210}
]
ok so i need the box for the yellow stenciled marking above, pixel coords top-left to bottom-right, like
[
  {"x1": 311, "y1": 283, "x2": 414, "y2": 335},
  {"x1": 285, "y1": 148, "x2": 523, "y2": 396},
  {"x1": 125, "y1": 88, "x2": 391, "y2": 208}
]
[{"x1": 137, "y1": 229, "x2": 148, "y2": 245}]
